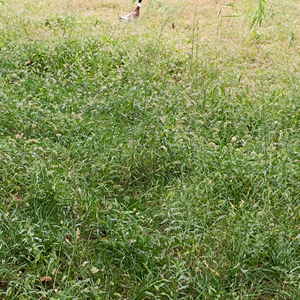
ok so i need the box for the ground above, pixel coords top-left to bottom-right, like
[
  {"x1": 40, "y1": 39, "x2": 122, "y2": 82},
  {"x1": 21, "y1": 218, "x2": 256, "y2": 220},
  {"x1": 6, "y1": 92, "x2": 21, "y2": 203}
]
[{"x1": 1, "y1": 0, "x2": 300, "y2": 299}]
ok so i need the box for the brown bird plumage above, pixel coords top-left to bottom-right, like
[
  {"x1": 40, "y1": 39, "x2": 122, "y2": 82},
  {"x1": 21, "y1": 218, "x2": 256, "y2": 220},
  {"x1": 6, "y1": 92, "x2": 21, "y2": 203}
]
[{"x1": 119, "y1": 0, "x2": 142, "y2": 21}]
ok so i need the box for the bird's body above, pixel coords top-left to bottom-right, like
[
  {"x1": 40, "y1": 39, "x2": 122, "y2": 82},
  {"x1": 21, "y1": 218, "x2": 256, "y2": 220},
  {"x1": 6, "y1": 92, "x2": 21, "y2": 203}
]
[{"x1": 119, "y1": 0, "x2": 142, "y2": 21}]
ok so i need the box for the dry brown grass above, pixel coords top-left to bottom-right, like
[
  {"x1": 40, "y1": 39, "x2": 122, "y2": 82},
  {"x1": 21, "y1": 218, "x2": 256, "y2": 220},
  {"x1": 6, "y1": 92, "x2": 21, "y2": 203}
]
[
  {"x1": 1, "y1": 0, "x2": 300, "y2": 94},
  {"x1": 2, "y1": 0, "x2": 299, "y2": 41}
]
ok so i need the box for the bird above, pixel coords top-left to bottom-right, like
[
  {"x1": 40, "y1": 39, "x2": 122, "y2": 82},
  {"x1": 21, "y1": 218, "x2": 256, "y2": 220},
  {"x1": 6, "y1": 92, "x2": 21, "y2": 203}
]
[{"x1": 119, "y1": 0, "x2": 143, "y2": 21}]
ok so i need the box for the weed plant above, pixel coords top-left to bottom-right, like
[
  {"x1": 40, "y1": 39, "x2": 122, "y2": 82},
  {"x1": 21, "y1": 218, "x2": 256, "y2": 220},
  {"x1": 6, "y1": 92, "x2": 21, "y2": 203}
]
[{"x1": 1, "y1": 0, "x2": 300, "y2": 299}]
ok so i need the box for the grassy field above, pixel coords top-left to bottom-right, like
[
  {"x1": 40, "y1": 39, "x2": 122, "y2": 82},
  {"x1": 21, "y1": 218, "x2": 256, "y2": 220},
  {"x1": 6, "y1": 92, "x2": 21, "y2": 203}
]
[{"x1": 1, "y1": 0, "x2": 300, "y2": 299}]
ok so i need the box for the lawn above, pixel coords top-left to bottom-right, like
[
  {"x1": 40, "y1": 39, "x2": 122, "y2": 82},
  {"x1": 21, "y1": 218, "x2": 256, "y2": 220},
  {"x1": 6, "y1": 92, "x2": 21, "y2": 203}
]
[{"x1": 1, "y1": 0, "x2": 300, "y2": 299}]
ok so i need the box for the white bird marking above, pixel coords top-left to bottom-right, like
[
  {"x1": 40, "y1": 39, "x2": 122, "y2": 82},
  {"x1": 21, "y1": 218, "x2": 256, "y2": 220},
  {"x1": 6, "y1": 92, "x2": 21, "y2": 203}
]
[{"x1": 119, "y1": 0, "x2": 142, "y2": 21}]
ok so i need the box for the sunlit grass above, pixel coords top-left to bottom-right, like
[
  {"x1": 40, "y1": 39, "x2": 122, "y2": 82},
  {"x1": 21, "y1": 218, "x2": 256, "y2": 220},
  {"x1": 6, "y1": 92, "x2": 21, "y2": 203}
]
[{"x1": 1, "y1": 0, "x2": 300, "y2": 299}]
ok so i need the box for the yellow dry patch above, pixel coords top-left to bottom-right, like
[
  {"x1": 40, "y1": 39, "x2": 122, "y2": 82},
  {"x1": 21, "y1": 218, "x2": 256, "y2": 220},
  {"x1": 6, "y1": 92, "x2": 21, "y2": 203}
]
[{"x1": 1, "y1": 0, "x2": 300, "y2": 91}]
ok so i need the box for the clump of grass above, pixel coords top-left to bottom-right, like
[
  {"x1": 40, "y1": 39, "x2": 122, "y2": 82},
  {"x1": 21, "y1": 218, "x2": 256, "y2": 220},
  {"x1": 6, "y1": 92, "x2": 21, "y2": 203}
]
[{"x1": 250, "y1": 0, "x2": 266, "y2": 29}]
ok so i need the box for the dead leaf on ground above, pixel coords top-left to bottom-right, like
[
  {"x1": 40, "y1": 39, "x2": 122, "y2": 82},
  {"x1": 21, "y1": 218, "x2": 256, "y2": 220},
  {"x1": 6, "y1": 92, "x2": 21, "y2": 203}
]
[{"x1": 40, "y1": 276, "x2": 52, "y2": 283}]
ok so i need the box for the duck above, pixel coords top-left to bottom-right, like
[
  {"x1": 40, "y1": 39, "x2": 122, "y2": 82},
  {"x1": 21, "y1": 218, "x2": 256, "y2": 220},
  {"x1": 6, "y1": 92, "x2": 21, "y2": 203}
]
[{"x1": 119, "y1": 0, "x2": 143, "y2": 21}]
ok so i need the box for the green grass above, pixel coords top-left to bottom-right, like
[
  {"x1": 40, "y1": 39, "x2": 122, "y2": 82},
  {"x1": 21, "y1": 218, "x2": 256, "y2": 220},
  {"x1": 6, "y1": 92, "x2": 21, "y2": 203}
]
[{"x1": 1, "y1": 0, "x2": 300, "y2": 299}]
